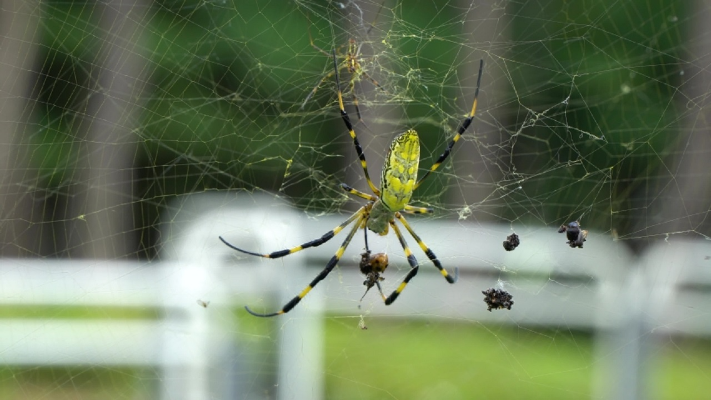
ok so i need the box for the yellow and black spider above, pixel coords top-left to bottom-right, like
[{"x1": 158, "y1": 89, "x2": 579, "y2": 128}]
[
  {"x1": 220, "y1": 51, "x2": 484, "y2": 317},
  {"x1": 301, "y1": 30, "x2": 386, "y2": 122}
]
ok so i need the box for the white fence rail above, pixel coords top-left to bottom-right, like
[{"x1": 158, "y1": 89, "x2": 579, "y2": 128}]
[{"x1": 0, "y1": 192, "x2": 709, "y2": 400}]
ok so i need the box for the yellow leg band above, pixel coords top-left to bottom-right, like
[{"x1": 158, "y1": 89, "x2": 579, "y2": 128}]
[
  {"x1": 396, "y1": 282, "x2": 407, "y2": 293},
  {"x1": 298, "y1": 286, "x2": 312, "y2": 298}
]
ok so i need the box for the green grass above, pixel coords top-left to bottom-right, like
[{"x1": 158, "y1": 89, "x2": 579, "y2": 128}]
[
  {"x1": 0, "y1": 366, "x2": 156, "y2": 400},
  {"x1": 323, "y1": 318, "x2": 711, "y2": 400},
  {"x1": 0, "y1": 311, "x2": 708, "y2": 399},
  {"x1": 654, "y1": 336, "x2": 711, "y2": 399},
  {"x1": 0, "y1": 305, "x2": 161, "y2": 320}
]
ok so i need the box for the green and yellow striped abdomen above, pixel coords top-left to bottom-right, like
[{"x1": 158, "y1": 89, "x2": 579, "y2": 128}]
[{"x1": 381, "y1": 129, "x2": 420, "y2": 211}]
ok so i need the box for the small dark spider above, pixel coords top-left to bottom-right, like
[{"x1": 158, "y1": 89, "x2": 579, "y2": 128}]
[
  {"x1": 482, "y1": 288, "x2": 514, "y2": 312},
  {"x1": 502, "y1": 233, "x2": 520, "y2": 251},
  {"x1": 558, "y1": 221, "x2": 588, "y2": 248},
  {"x1": 359, "y1": 249, "x2": 389, "y2": 304}
]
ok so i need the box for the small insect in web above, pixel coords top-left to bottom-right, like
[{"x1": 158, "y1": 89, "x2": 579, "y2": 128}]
[
  {"x1": 219, "y1": 52, "x2": 484, "y2": 317},
  {"x1": 558, "y1": 221, "x2": 588, "y2": 248},
  {"x1": 301, "y1": 12, "x2": 387, "y2": 121},
  {"x1": 482, "y1": 288, "x2": 514, "y2": 312},
  {"x1": 358, "y1": 249, "x2": 389, "y2": 307},
  {"x1": 502, "y1": 232, "x2": 520, "y2": 251},
  {"x1": 357, "y1": 226, "x2": 390, "y2": 309},
  {"x1": 196, "y1": 299, "x2": 210, "y2": 308}
]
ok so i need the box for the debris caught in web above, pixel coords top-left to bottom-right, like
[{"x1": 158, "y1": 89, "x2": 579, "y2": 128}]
[
  {"x1": 503, "y1": 233, "x2": 520, "y2": 251},
  {"x1": 482, "y1": 288, "x2": 514, "y2": 312},
  {"x1": 558, "y1": 221, "x2": 587, "y2": 248}
]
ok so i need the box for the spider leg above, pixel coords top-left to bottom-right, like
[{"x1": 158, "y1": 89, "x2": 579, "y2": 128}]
[
  {"x1": 350, "y1": 78, "x2": 363, "y2": 122},
  {"x1": 341, "y1": 183, "x2": 378, "y2": 201},
  {"x1": 383, "y1": 219, "x2": 420, "y2": 305},
  {"x1": 348, "y1": 72, "x2": 386, "y2": 122},
  {"x1": 245, "y1": 212, "x2": 365, "y2": 317},
  {"x1": 301, "y1": 69, "x2": 336, "y2": 110},
  {"x1": 307, "y1": 18, "x2": 332, "y2": 57},
  {"x1": 353, "y1": 6, "x2": 387, "y2": 95},
  {"x1": 220, "y1": 207, "x2": 364, "y2": 258},
  {"x1": 395, "y1": 212, "x2": 458, "y2": 283},
  {"x1": 334, "y1": 49, "x2": 381, "y2": 196},
  {"x1": 351, "y1": 70, "x2": 387, "y2": 123},
  {"x1": 403, "y1": 205, "x2": 433, "y2": 214},
  {"x1": 414, "y1": 59, "x2": 483, "y2": 190},
  {"x1": 363, "y1": 221, "x2": 370, "y2": 250},
  {"x1": 349, "y1": 35, "x2": 385, "y2": 122},
  {"x1": 374, "y1": 280, "x2": 385, "y2": 300},
  {"x1": 301, "y1": 20, "x2": 347, "y2": 111},
  {"x1": 358, "y1": 227, "x2": 388, "y2": 304},
  {"x1": 360, "y1": 279, "x2": 386, "y2": 303},
  {"x1": 359, "y1": 70, "x2": 387, "y2": 93}
]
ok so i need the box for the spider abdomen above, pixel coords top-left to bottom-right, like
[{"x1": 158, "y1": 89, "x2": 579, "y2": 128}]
[{"x1": 381, "y1": 129, "x2": 420, "y2": 211}]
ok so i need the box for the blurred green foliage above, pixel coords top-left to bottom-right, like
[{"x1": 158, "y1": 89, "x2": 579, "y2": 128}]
[
  {"x1": 505, "y1": 0, "x2": 685, "y2": 233},
  {"x1": 32, "y1": 0, "x2": 685, "y2": 255}
]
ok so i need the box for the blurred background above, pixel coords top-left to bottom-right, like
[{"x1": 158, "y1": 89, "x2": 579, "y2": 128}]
[{"x1": 0, "y1": 0, "x2": 709, "y2": 399}]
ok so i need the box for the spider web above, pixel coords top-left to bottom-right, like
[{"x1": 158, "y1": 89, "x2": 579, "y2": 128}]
[{"x1": 0, "y1": 0, "x2": 709, "y2": 399}]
